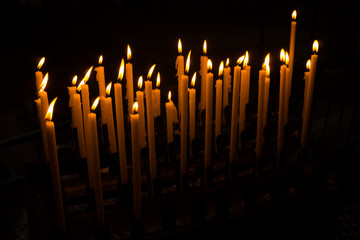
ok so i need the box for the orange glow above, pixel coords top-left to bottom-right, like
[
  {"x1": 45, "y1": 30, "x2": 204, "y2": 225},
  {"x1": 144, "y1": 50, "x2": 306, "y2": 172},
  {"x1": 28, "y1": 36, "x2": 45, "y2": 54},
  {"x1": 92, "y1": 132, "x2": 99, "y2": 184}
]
[
  {"x1": 72, "y1": 75, "x2": 78, "y2": 86},
  {"x1": 203, "y1": 40, "x2": 207, "y2": 55},
  {"x1": 83, "y1": 66, "x2": 93, "y2": 83},
  {"x1": 191, "y1": 72, "x2": 196, "y2": 88},
  {"x1": 244, "y1": 51, "x2": 249, "y2": 67},
  {"x1": 37, "y1": 57, "x2": 45, "y2": 69},
  {"x1": 207, "y1": 59, "x2": 212, "y2": 71},
  {"x1": 132, "y1": 101, "x2": 139, "y2": 114},
  {"x1": 147, "y1": 64, "x2": 156, "y2": 79},
  {"x1": 263, "y1": 53, "x2": 270, "y2": 69},
  {"x1": 226, "y1": 58, "x2": 230, "y2": 67},
  {"x1": 306, "y1": 59, "x2": 311, "y2": 70},
  {"x1": 127, "y1": 45, "x2": 132, "y2": 60},
  {"x1": 285, "y1": 51, "x2": 289, "y2": 65},
  {"x1": 106, "y1": 82, "x2": 112, "y2": 96},
  {"x1": 168, "y1": 91, "x2": 172, "y2": 101},
  {"x1": 313, "y1": 40, "x2": 319, "y2": 53},
  {"x1": 292, "y1": 10, "x2": 297, "y2": 20},
  {"x1": 45, "y1": 97, "x2": 57, "y2": 121},
  {"x1": 98, "y1": 55, "x2": 103, "y2": 65},
  {"x1": 118, "y1": 58, "x2": 125, "y2": 80},
  {"x1": 266, "y1": 64, "x2": 270, "y2": 78},
  {"x1": 280, "y1": 49, "x2": 286, "y2": 63},
  {"x1": 178, "y1": 39, "x2": 182, "y2": 54},
  {"x1": 185, "y1": 50, "x2": 191, "y2": 73},
  {"x1": 237, "y1": 56, "x2": 244, "y2": 65},
  {"x1": 39, "y1": 73, "x2": 49, "y2": 92},
  {"x1": 137, "y1": 76, "x2": 143, "y2": 90},
  {"x1": 219, "y1": 61, "x2": 224, "y2": 77},
  {"x1": 156, "y1": 72, "x2": 160, "y2": 87},
  {"x1": 91, "y1": 97, "x2": 100, "y2": 111},
  {"x1": 77, "y1": 79, "x2": 85, "y2": 91}
]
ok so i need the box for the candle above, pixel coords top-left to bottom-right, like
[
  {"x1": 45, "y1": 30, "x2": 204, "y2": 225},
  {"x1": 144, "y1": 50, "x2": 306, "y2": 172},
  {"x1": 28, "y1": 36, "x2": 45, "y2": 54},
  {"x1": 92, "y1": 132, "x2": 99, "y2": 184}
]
[
  {"x1": 288, "y1": 10, "x2": 297, "y2": 98},
  {"x1": 68, "y1": 76, "x2": 78, "y2": 128},
  {"x1": 204, "y1": 59, "x2": 213, "y2": 181},
  {"x1": 37, "y1": 73, "x2": 50, "y2": 162},
  {"x1": 105, "y1": 82, "x2": 117, "y2": 154},
  {"x1": 145, "y1": 64, "x2": 157, "y2": 195},
  {"x1": 284, "y1": 51, "x2": 290, "y2": 125},
  {"x1": 256, "y1": 58, "x2": 266, "y2": 161},
  {"x1": 136, "y1": 76, "x2": 146, "y2": 149},
  {"x1": 95, "y1": 56, "x2": 107, "y2": 126},
  {"x1": 200, "y1": 40, "x2": 208, "y2": 111},
  {"x1": 180, "y1": 52, "x2": 190, "y2": 188},
  {"x1": 176, "y1": 39, "x2": 184, "y2": 116},
  {"x1": 238, "y1": 63, "x2": 247, "y2": 148},
  {"x1": 189, "y1": 73, "x2": 196, "y2": 157},
  {"x1": 301, "y1": 40, "x2": 319, "y2": 150},
  {"x1": 223, "y1": 58, "x2": 231, "y2": 118},
  {"x1": 35, "y1": 57, "x2": 45, "y2": 91},
  {"x1": 126, "y1": 45, "x2": 135, "y2": 117},
  {"x1": 115, "y1": 59, "x2": 128, "y2": 185},
  {"x1": 73, "y1": 92, "x2": 87, "y2": 158},
  {"x1": 263, "y1": 53, "x2": 270, "y2": 129},
  {"x1": 215, "y1": 61, "x2": 223, "y2": 141},
  {"x1": 166, "y1": 91, "x2": 178, "y2": 145},
  {"x1": 244, "y1": 51, "x2": 251, "y2": 105},
  {"x1": 88, "y1": 97, "x2": 105, "y2": 226},
  {"x1": 277, "y1": 49, "x2": 287, "y2": 165},
  {"x1": 229, "y1": 56, "x2": 244, "y2": 168},
  {"x1": 152, "y1": 72, "x2": 161, "y2": 118},
  {"x1": 44, "y1": 97, "x2": 67, "y2": 233},
  {"x1": 130, "y1": 102, "x2": 142, "y2": 220},
  {"x1": 302, "y1": 60, "x2": 311, "y2": 118}
]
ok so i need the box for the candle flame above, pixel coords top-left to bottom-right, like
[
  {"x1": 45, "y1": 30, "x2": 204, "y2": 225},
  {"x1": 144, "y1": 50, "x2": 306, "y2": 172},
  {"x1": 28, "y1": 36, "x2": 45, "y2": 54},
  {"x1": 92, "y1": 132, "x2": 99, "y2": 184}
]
[
  {"x1": 280, "y1": 49, "x2": 286, "y2": 63},
  {"x1": 118, "y1": 58, "x2": 125, "y2": 81},
  {"x1": 91, "y1": 97, "x2": 100, "y2": 111},
  {"x1": 156, "y1": 72, "x2": 160, "y2": 87},
  {"x1": 219, "y1": 61, "x2": 224, "y2": 77},
  {"x1": 72, "y1": 75, "x2": 78, "y2": 86},
  {"x1": 83, "y1": 66, "x2": 93, "y2": 83},
  {"x1": 39, "y1": 73, "x2": 49, "y2": 92},
  {"x1": 147, "y1": 64, "x2": 156, "y2": 79},
  {"x1": 77, "y1": 79, "x2": 85, "y2": 91},
  {"x1": 37, "y1": 57, "x2": 45, "y2": 69},
  {"x1": 313, "y1": 40, "x2": 319, "y2": 53},
  {"x1": 98, "y1": 55, "x2": 103, "y2": 65},
  {"x1": 45, "y1": 97, "x2": 57, "y2": 121},
  {"x1": 285, "y1": 51, "x2": 289, "y2": 65},
  {"x1": 266, "y1": 64, "x2": 270, "y2": 77},
  {"x1": 292, "y1": 10, "x2": 297, "y2": 20},
  {"x1": 138, "y1": 76, "x2": 143, "y2": 90},
  {"x1": 244, "y1": 51, "x2": 249, "y2": 67},
  {"x1": 237, "y1": 56, "x2": 244, "y2": 65},
  {"x1": 168, "y1": 91, "x2": 172, "y2": 101},
  {"x1": 203, "y1": 40, "x2": 207, "y2": 55},
  {"x1": 178, "y1": 39, "x2": 182, "y2": 54},
  {"x1": 185, "y1": 50, "x2": 191, "y2": 73},
  {"x1": 191, "y1": 72, "x2": 196, "y2": 87},
  {"x1": 207, "y1": 59, "x2": 212, "y2": 71},
  {"x1": 306, "y1": 59, "x2": 311, "y2": 70},
  {"x1": 106, "y1": 82, "x2": 112, "y2": 96},
  {"x1": 132, "y1": 101, "x2": 138, "y2": 114},
  {"x1": 127, "y1": 45, "x2": 132, "y2": 60},
  {"x1": 226, "y1": 58, "x2": 229, "y2": 67},
  {"x1": 263, "y1": 53, "x2": 270, "y2": 69}
]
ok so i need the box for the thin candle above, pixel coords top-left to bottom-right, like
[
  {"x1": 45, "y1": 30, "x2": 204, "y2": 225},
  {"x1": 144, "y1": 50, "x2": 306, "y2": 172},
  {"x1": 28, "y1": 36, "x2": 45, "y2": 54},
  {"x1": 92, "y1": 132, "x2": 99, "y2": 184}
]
[
  {"x1": 176, "y1": 39, "x2": 185, "y2": 116},
  {"x1": 189, "y1": 72, "x2": 196, "y2": 157},
  {"x1": 256, "y1": 56, "x2": 267, "y2": 164},
  {"x1": 204, "y1": 58, "x2": 213, "y2": 183},
  {"x1": 152, "y1": 72, "x2": 161, "y2": 118},
  {"x1": 302, "y1": 59, "x2": 311, "y2": 118},
  {"x1": 37, "y1": 73, "x2": 50, "y2": 162},
  {"x1": 166, "y1": 91, "x2": 178, "y2": 145},
  {"x1": 136, "y1": 76, "x2": 146, "y2": 149},
  {"x1": 223, "y1": 58, "x2": 231, "y2": 120},
  {"x1": 95, "y1": 55, "x2": 107, "y2": 125},
  {"x1": 215, "y1": 61, "x2": 223, "y2": 142},
  {"x1": 126, "y1": 45, "x2": 135, "y2": 117},
  {"x1": 278, "y1": 49, "x2": 287, "y2": 166},
  {"x1": 105, "y1": 82, "x2": 117, "y2": 154},
  {"x1": 200, "y1": 40, "x2": 208, "y2": 111},
  {"x1": 288, "y1": 10, "x2": 297, "y2": 99},
  {"x1": 263, "y1": 53, "x2": 270, "y2": 129},
  {"x1": 35, "y1": 57, "x2": 45, "y2": 91}
]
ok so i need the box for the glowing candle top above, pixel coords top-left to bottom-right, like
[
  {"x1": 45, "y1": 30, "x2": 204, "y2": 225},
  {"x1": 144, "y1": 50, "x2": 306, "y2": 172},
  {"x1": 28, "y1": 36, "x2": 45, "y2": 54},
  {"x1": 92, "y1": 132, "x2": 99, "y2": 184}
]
[{"x1": 45, "y1": 97, "x2": 58, "y2": 121}]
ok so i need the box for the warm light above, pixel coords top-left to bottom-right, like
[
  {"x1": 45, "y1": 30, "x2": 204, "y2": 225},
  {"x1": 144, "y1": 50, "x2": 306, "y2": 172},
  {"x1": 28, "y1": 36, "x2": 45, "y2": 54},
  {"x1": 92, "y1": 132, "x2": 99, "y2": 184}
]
[
  {"x1": 91, "y1": 97, "x2": 100, "y2": 111},
  {"x1": 39, "y1": 73, "x2": 49, "y2": 92},
  {"x1": 178, "y1": 39, "x2": 182, "y2": 54},
  {"x1": 292, "y1": 10, "x2": 297, "y2": 20},
  {"x1": 285, "y1": 51, "x2": 289, "y2": 65},
  {"x1": 118, "y1": 58, "x2": 125, "y2": 81},
  {"x1": 244, "y1": 51, "x2": 249, "y2": 67},
  {"x1": 132, "y1": 101, "x2": 139, "y2": 114},
  {"x1": 203, "y1": 40, "x2": 207, "y2": 55},
  {"x1": 106, "y1": 82, "x2": 112, "y2": 96},
  {"x1": 219, "y1": 61, "x2": 224, "y2": 77},
  {"x1": 147, "y1": 64, "x2": 156, "y2": 79},
  {"x1": 280, "y1": 49, "x2": 286, "y2": 63},
  {"x1": 37, "y1": 57, "x2": 45, "y2": 69},
  {"x1": 83, "y1": 66, "x2": 93, "y2": 83},
  {"x1": 266, "y1": 64, "x2": 270, "y2": 78},
  {"x1": 77, "y1": 79, "x2": 85, "y2": 91},
  {"x1": 185, "y1": 50, "x2": 191, "y2": 73},
  {"x1": 191, "y1": 72, "x2": 196, "y2": 88},
  {"x1": 237, "y1": 56, "x2": 244, "y2": 65},
  {"x1": 45, "y1": 97, "x2": 57, "y2": 121},
  {"x1": 98, "y1": 55, "x2": 103, "y2": 65},
  {"x1": 138, "y1": 76, "x2": 143, "y2": 90},
  {"x1": 226, "y1": 58, "x2": 230, "y2": 67},
  {"x1": 313, "y1": 40, "x2": 319, "y2": 53},
  {"x1": 127, "y1": 45, "x2": 132, "y2": 60},
  {"x1": 168, "y1": 91, "x2": 172, "y2": 102},
  {"x1": 156, "y1": 72, "x2": 160, "y2": 87},
  {"x1": 207, "y1": 59, "x2": 212, "y2": 71},
  {"x1": 263, "y1": 53, "x2": 270, "y2": 69},
  {"x1": 306, "y1": 59, "x2": 311, "y2": 70},
  {"x1": 72, "y1": 75, "x2": 78, "y2": 86}
]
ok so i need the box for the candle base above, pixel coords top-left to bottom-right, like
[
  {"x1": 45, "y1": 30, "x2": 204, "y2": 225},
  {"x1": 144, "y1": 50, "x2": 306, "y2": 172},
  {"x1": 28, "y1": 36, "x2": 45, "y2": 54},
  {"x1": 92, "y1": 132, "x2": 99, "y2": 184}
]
[
  {"x1": 131, "y1": 217, "x2": 144, "y2": 238},
  {"x1": 161, "y1": 202, "x2": 176, "y2": 231}
]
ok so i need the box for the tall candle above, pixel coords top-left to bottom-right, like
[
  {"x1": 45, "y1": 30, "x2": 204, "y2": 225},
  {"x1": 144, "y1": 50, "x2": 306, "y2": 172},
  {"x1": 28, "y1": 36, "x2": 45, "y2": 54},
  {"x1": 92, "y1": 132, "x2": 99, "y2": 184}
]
[
  {"x1": 145, "y1": 64, "x2": 157, "y2": 195},
  {"x1": 238, "y1": 65, "x2": 247, "y2": 148},
  {"x1": 301, "y1": 40, "x2": 319, "y2": 150},
  {"x1": 204, "y1": 59, "x2": 213, "y2": 180},
  {"x1": 130, "y1": 102, "x2": 141, "y2": 220},
  {"x1": 263, "y1": 54, "x2": 270, "y2": 129},
  {"x1": 73, "y1": 93, "x2": 87, "y2": 158},
  {"x1": 136, "y1": 76, "x2": 146, "y2": 149},
  {"x1": 37, "y1": 73, "x2": 50, "y2": 162},
  {"x1": 215, "y1": 61, "x2": 223, "y2": 141},
  {"x1": 88, "y1": 97, "x2": 105, "y2": 226},
  {"x1": 105, "y1": 83, "x2": 117, "y2": 154},
  {"x1": 288, "y1": 10, "x2": 297, "y2": 98},
  {"x1": 95, "y1": 55, "x2": 107, "y2": 125},
  {"x1": 284, "y1": 51, "x2": 290, "y2": 125},
  {"x1": 189, "y1": 73, "x2": 196, "y2": 157},
  {"x1": 35, "y1": 57, "x2": 45, "y2": 91},
  {"x1": 115, "y1": 59, "x2": 128, "y2": 185},
  {"x1": 278, "y1": 49, "x2": 287, "y2": 166},
  {"x1": 166, "y1": 91, "x2": 178, "y2": 145},
  {"x1": 152, "y1": 72, "x2": 161, "y2": 118},
  {"x1": 44, "y1": 98, "x2": 67, "y2": 234},
  {"x1": 200, "y1": 40, "x2": 208, "y2": 111},
  {"x1": 256, "y1": 63, "x2": 266, "y2": 161},
  {"x1": 126, "y1": 45, "x2": 135, "y2": 117},
  {"x1": 302, "y1": 60, "x2": 311, "y2": 118},
  {"x1": 244, "y1": 51, "x2": 251, "y2": 105},
  {"x1": 35, "y1": 98, "x2": 49, "y2": 162},
  {"x1": 68, "y1": 76, "x2": 78, "y2": 128},
  {"x1": 176, "y1": 39, "x2": 184, "y2": 116},
  {"x1": 223, "y1": 58, "x2": 231, "y2": 118}
]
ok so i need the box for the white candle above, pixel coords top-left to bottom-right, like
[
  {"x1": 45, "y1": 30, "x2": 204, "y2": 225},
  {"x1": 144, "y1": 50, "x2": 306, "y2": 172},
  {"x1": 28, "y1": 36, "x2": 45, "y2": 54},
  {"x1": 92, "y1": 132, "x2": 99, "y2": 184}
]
[
  {"x1": 95, "y1": 55, "x2": 107, "y2": 125},
  {"x1": 73, "y1": 93, "x2": 87, "y2": 158},
  {"x1": 256, "y1": 65, "x2": 266, "y2": 161},
  {"x1": 152, "y1": 72, "x2": 161, "y2": 118},
  {"x1": 288, "y1": 10, "x2": 297, "y2": 98},
  {"x1": 88, "y1": 97, "x2": 105, "y2": 226},
  {"x1": 35, "y1": 57, "x2": 45, "y2": 91},
  {"x1": 176, "y1": 39, "x2": 185, "y2": 117},
  {"x1": 200, "y1": 40, "x2": 208, "y2": 111},
  {"x1": 136, "y1": 76, "x2": 146, "y2": 149},
  {"x1": 115, "y1": 59, "x2": 128, "y2": 185},
  {"x1": 263, "y1": 53, "x2": 270, "y2": 129},
  {"x1": 278, "y1": 49, "x2": 287, "y2": 166},
  {"x1": 244, "y1": 51, "x2": 251, "y2": 105},
  {"x1": 37, "y1": 73, "x2": 50, "y2": 162},
  {"x1": 238, "y1": 67, "x2": 247, "y2": 148},
  {"x1": 284, "y1": 51, "x2": 290, "y2": 125},
  {"x1": 44, "y1": 98, "x2": 67, "y2": 234},
  {"x1": 301, "y1": 40, "x2": 319, "y2": 150},
  {"x1": 189, "y1": 73, "x2": 196, "y2": 157},
  {"x1": 105, "y1": 83, "x2": 117, "y2": 154},
  {"x1": 215, "y1": 61, "x2": 223, "y2": 141},
  {"x1": 166, "y1": 91, "x2": 178, "y2": 145},
  {"x1": 145, "y1": 64, "x2": 157, "y2": 195},
  {"x1": 126, "y1": 45, "x2": 135, "y2": 117},
  {"x1": 223, "y1": 58, "x2": 231, "y2": 118},
  {"x1": 35, "y1": 98, "x2": 49, "y2": 162},
  {"x1": 68, "y1": 76, "x2": 78, "y2": 128},
  {"x1": 130, "y1": 102, "x2": 141, "y2": 220},
  {"x1": 302, "y1": 60, "x2": 311, "y2": 118},
  {"x1": 204, "y1": 59, "x2": 213, "y2": 180}
]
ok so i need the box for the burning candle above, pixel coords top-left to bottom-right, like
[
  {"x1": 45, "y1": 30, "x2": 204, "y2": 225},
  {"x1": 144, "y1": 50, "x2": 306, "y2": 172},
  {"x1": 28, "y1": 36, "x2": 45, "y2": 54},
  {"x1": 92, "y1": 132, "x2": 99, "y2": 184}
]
[
  {"x1": 35, "y1": 57, "x2": 45, "y2": 91},
  {"x1": 301, "y1": 40, "x2": 319, "y2": 150},
  {"x1": 115, "y1": 59, "x2": 128, "y2": 185},
  {"x1": 68, "y1": 76, "x2": 78, "y2": 128},
  {"x1": 200, "y1": 40, "x2": 208, "y2": 111},
  {"x1": 204, "y1": 59, "x2": 213, "y2": 181},
  {"x1": 44, "y1": 97, "x2": 67, "y2": 233},
  {"x1": 166, "y1": 91, "x2": 178, "y2": 145},
  {"x1": 238, "y1": 60, "x2": 247, "y2": 148},
  {"x1": 152, "y1": 72, "x2": 161, "y2": 118},
  {"x1": 95, "y1": 55, "x2": 107, "y2": 125},
  {"x1": 88, "y1": 97, "x2": 105, "y2": 226},
  {"x1": 145, "y1": 64, "x2": 157, "y2": 195},
  {"x1": 37, "y1": 73, "x2": 50, "y2": 162},
  {"x1": 288, "y1": 10, "x2": 297, "y2": 98},
  {"x1": 105, "y1": 82, "x2": 117, "y2": 154},
  {"x1": 302, "y1": 59, "x2": 311, "y2": 118},
  {"x1": 130, "y1": 102, "x2": 142, "y2": 219},
  {"x1": 73, "y1": 90, "x2": 87, "y2": 158},
  {"x1": 189, "y1": 73, "x2": 196, "y2": 157},
  {"x1": 263, "y1": 54, "x2": 270, "y2": 129},
  {"x1": 256, "y1": 57, "x2": 267, "y2": 162},
  {"x1": 126, "y1": 45, "x2": 135, "y2": 117},
  {"x1": 278, "y1": 49, "x2": 287, "y2": 166},
  {"x1": 136, "y1": 76, "x2": 146, "y2": 149},
  {"x1": 215, "y1": 61, "x2": 224, "y2": 141},
  {"x1": 176, "y1": 39, "x2": 185, "y2": 115},
  {"x1": 244, "y1": 51, "x2": 251, "y2": 105},
  {"x1": 223, "y1": 58, "x2": 231, "y2": 118},
  {"x1": 284, "y1": 51, "x2": 290, "y2": 125}
]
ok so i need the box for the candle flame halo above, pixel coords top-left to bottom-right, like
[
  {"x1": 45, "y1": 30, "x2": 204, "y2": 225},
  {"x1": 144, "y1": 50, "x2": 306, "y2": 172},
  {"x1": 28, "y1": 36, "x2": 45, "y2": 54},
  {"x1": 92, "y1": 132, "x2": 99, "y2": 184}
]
[
  {"x1": 168, "y1": 91, "x2": 172, "y2": 101},
  {"x1": 45, "y1": 97, "x2": 58, "y2": 121},
  {"x1": 237, "y1": 55, "x2": 244, "y2": 65},
  {"x1": 280, "y1": 49, "x2": 286, "y2": 63},
  {"x1": 156, "y1": 72, "x2": 160, "y2": 87},
  {"x1": 285, "y1": 51, "x2": 289, "y2": 65},
  {"x1": 244, "y1": 51, "x2": 249, "y2": 67},
  {"x1": 147, "y1": 64, "x2": 156, "y2": 79},
  {"x1": 207, "y1": 59, "x2": 212, "y2": 71},
  {"x1": 266, "y1": 64, "x2": 270, "y2": 78},
  {"x1": 98, "y1": 55, "x2": 103, "y2": 65},
  {"x1": 306, "y1": 59, "x2": 311, "y2": 70},
  {"x1": 219, "y1": 61, "x2": 224, "y2": 77},
  {"x1": 185, "y1": 50, "x2": 191, "y2": 73},
  {"x1": 263, "y1": 53, "x2": 270, "y2": 69},
  {"x1": 118, "y1": 58, "x2": 125, "y2": 81},
  {"x1": 91, "y1": 97, "x2": 100, "y2": 111},
  {"x1": 226, "y1": 58, "x2": 230, "y2": 67},
  {"x1": 72, "y1": 75, "x2": 78, "y2": 86},
  {"x1": 37, "y1": 57, "x2": 45, "y2": 69},
  {"x1": 132, "y1": 101, "x2": 139, "y2": 114},
  {"x1": 127, "y1": 45, "x2": 132, "y2": 60},
  {"x1": 191, "y1": 72, "x2": 196, "y2": 88},
  {"x1": 106, "y1": 82, "x2": 112, "y2": 96},
  {"x1": 178, "y1": 39, "x2": 182, "y2": 54},
  {"x1": 39, "y1": 73, "x2": 49, "y2": 93},
  {"x1": 313, "y1": 40, "x2": 319, "y2": 53},
  {"x1": 203, "y1": 40, "x2": 207, "y2": 55},
  {"x1": 77, "y1": 79, "x2": 85, "y2": 91},
  {"x1": 83, "y1": 66, "x2": 93, "y2": 83},
  {"x1": 138, "y1": 76, "x2": 143, "y2": 90},
  {"x1": 292, "y1": 10, "x2": 297, "y2": 20}
]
